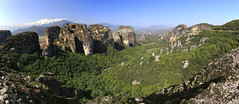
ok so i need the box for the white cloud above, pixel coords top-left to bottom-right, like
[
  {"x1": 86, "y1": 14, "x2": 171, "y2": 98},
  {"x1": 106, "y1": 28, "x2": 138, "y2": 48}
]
[
  {"x1": 0, "y1": 18, "x2": 67, "y2": 31},
  {"x1": 21, "y1": 18, "x2": 66, "y2": 26}
]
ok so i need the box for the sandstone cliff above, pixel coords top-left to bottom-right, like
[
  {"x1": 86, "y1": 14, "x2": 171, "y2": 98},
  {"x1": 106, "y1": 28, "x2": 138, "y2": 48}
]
[
  {"x1": 0, "y1": 32, "x2": 40, "y2": 54},
  {"x1": 54, "y1": 23, "x2": 94, "y2": 55},
  {"x1": 0, "y1": 30, "x2": 12, "y2": 44},
  {"x1": 42, "y1": 26, "x2": 61, "y2": 57},
  {"x1": 45, "y1": 26, "x2": 61, "y2": 45},
  {"x1": 163, "y1": 23, "x2": 213, "y2": 42},
  {"x1": 113, "y1": 26, "x2": 136, "y2": 50},
  {"x1": 88, "y1": 24, "x2": 114, "y2": 53}
]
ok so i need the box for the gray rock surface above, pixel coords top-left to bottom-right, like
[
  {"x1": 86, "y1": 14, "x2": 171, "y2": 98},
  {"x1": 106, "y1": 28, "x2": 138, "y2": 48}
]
[
  {"x1": 42, "y1": 26, "x2": 61, "y2": 57},
  {"x1": 88, "y1": 24, "x2": 114, "y2": 53},
  {"x1": 0, "y1": 32, "x2": 40, "y2": 54},
  {"x1": 54, "y1": 23, "x2": 94, "y2": 55},
  {"x1": 42, "y1": 45, "x2": 58, "y2": 57},
  {"x1": 38, "y1": 72, "x2": 60, "y2": 92},
  {"x1": 45, "y1": 26, "x2": 61, "y2": 45},
  {"x1": 113, "y1": 26, "x2": 136, "y2": 50}
]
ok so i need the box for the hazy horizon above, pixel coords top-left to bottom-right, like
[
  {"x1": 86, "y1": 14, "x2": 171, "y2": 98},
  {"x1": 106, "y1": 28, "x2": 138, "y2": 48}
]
[{"x1": 1, "y1": 0, "x2": 239, "y2": 27}]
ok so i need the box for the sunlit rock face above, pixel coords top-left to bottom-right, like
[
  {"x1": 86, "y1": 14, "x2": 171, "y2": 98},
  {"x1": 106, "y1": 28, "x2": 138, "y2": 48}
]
[
  {"x1": 54, "y1": 23, "x2": 94, "y2": 55},
  {"x1": 42, "y1": 26, "x2": 61, "y2": 57},
  {"x1": 88, "y1": 24, "x2": 114, "y2": 53},
  {"x1": 1, "y1": 32, "x2": 40, "y2": 54},
  {"x1": 82, "y1": 32, "x2": 94, "y2": 55},
  {"x1": 0, "y1": 30, "x2": 12, "y2": 44},
  {"x1": 167, "y1": 23, "x2": 213, "y2": 43},
  {"x1": 113, "y1": 26, "x2": 136, "y2": 50}
]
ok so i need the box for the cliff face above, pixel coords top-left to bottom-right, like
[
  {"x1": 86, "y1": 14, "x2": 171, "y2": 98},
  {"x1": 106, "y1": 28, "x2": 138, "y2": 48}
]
[
  {"x1": 113, "y1": 26, "x2": 136, "y2": 50},
  {"x1": 51, "y1": 24, "x2": 136, "y2": 55},
  {"x1": 88, "y1": 24, "x2": 114, "y2": 53},
  {"x1": 1, "y1": 24, "x2": 137, "y2": 56},
  {"x1": 163, "y1": 23, "x2": 213, "y2": 42},
  {"x1": 0, "y1": 32, "x2": 40, "y2": 54},
  {"x1": 42, "y1": 26, "x2": 61, "y2": 57},
  {"x1": 45, "y1": 26, "x2": 61, "y2": 46},
  {"x1": 54, "y1": 23, "x2": 94, "y2": 55},
  {"x1": 0, "y1": 30, "x2": 12, "y2": 44}
]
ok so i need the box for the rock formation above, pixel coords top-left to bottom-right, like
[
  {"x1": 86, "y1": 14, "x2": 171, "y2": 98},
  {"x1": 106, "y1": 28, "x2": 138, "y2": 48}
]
[
  {"x1": 165, "y1": 23, "x2": 213, "y2": 43},
  {"x1": 169, "y1": 24, "x2": 188, "y2": 37},
  {"x1": 113, "y1": 26, "x2": 136, "y2": 50},
  {"x1": 0, "y1": 32, "x2": 40, "y2": 54},
  {"x1": 54, "y1": 23, "x2": 94, "y2": 55},
  {"x1": 0, "y1": 30, "x2": 12, "y2": 44},
  {"x1": 38, "y1": 72, "x2": 60, "y2": 92},
  {"x1": 42, "y1": 26, "x2": 61, "y2": 57},
  {"x1": 137, "y1": 34, "x2": 146, "y2": 43},
  {"x1": 88, "y1": 24, "x2": 114, "y2": 53},
  {"x1": 40, "y1": 24, "x2": 138, "y2": 56},
  {"x1": 45, "y1": 26, "x2": 61, "y2": 45},
  {"x1": 187, "y1": 23, "x2": 214, "y2": 36},
  {"x1": 42, "y1": 44, "x2": 58, "y2": 57}
]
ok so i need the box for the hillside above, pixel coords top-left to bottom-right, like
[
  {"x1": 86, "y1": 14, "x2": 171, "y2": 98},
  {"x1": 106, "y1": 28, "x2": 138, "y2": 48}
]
[
  {"x1": 0, "y1": 49, "x2": 77, "y2": 104},
  {"x1": 0, "y1": 20, "x2": 239, "y2": 103},
  {"x1": 213, "y1": 19, "x2": 239, "y2": 30}
]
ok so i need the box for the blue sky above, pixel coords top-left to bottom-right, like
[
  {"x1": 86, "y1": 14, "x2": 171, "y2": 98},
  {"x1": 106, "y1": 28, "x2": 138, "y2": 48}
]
[{"x1": 0, "y1": 0, "x2": 239, "y2": 27}]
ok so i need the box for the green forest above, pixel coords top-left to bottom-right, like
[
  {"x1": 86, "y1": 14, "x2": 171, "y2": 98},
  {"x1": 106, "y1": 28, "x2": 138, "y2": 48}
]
[{"x1": 4, "y1": 29, "x2": 239, "y2": 102}]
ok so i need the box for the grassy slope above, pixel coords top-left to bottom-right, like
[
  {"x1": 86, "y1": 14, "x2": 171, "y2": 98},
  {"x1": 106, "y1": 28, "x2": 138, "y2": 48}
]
[{"x1": 100, "y1": 30, "x2": 239, "y2": 98}]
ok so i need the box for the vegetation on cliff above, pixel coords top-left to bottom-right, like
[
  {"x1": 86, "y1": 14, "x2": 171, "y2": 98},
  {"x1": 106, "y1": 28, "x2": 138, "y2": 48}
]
[{"x1": 3, "y1": 29, "x2": 238, "y2": 103}]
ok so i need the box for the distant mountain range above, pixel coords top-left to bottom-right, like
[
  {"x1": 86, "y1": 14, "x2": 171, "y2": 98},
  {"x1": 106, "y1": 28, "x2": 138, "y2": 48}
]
[
  {"x1": 12, "y1": 20, "x2": 73, "y2": 36},
  {"x1": 9, "y1": 19, "x2": 172, "y2": 36}
]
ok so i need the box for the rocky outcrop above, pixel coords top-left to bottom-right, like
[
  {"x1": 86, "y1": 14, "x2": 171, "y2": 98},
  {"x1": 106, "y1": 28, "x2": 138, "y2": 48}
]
[
  {"x1": 45, "y1": 26, "x2": 61, "y2": 45},
  {"x1": 38, "y1": 72, "x2": 60, "y2": 92},
  {"x1": 0, "y1": 30, "x2": 12, "y2": 44},
  {"x1": 42, "y1": 44, "x2": 58, "y2": 57},
  {"x1": 165, "y1": 23, "x2": 213, "y2": 43},
  {"x1": 187, "y1": 23, "x2": 214, "y2": 36},
  {"x1": 142, "y1": 47, "x2": 239, "y2": 104},
  {"x1": 54, "y1": 23, "x2": 94, "y2": 55},
  {"x1": 170, "y1": 24, "x2": 188, "y2": 37},
  {"x1": 88, "y1": 24, "x2": 114, "y2": 53},
  {"x1": 0, "y1": 32, "x2": 40, "y2": 54},
  {"x1": 137, "y1": 34, "x2": 146, "y2": 43},
  {"x1": 42, "y1": 26, "x2": 61, "y2": 57},
  {"x1": 113, "y1": 26, "x2": 136, "y2": 50}
]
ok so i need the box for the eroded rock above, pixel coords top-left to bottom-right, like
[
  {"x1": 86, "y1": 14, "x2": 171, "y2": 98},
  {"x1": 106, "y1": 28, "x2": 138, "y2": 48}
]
[
  {"x1": 113, "y1": 26, "x2": 136, "y2": 50},
  {"x1": 182, "y1": 60, "x2": 189, "y2": 68},
  {"x1": 88, "y1": 24, "x2": 114, "y2": 53},
  {"x1": 42, "y1": 26, "x2": 61, "y2": 57},
  {"x1": 54, "y1": 23, "x2": 94, "y2": 55},
  {"x1": 45, "y1": 26, "x2": 61, "y2": 45},
  {"x1": 1, "y1": 32, "x2": 40, "y2": 54},
  {"x1": 38, "y1": 72, "x2": 60, "y2": 92},
  {"x1": 42, "y1": 45, "x2": 58, "y2": 57}
]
